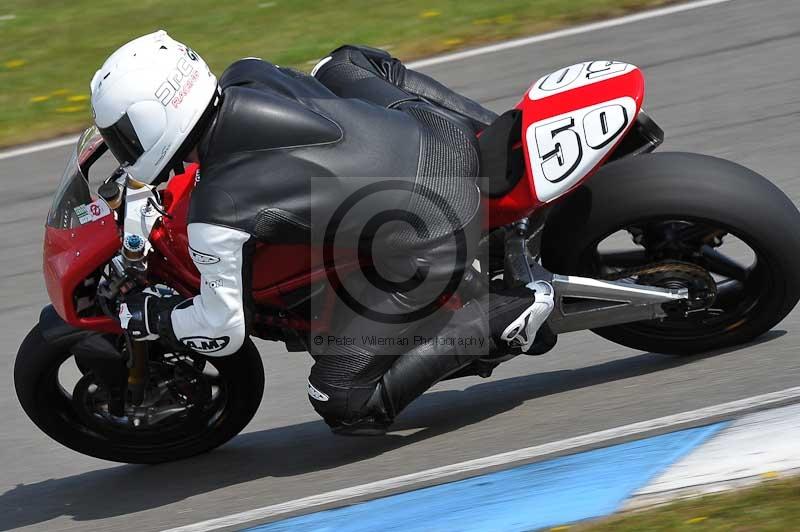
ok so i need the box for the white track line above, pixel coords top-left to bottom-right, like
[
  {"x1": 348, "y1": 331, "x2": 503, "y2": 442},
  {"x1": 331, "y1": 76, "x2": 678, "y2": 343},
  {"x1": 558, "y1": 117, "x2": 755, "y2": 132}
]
[
  {"x1": 0, "y1": 0, "x2": 735, "y2": 162},
  {"x1": 407, "y1": 0, "x2": 735, "y2": 68},
  {"x1": 0, "y1": 135, "x2": 78, "y2": 161},
  {"x1": 163, "y1": 386, "x2": 800, "y2": 532}
]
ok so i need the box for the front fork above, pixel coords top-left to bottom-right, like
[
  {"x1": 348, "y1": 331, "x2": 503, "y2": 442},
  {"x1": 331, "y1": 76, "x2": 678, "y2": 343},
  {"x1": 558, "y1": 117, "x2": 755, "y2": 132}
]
[
  {"x1": 38, "y1": 306, "x2": 152, "y2": 416},
  {"x1": 126, "y1": 339, "x2": 149, "y2": 406}
]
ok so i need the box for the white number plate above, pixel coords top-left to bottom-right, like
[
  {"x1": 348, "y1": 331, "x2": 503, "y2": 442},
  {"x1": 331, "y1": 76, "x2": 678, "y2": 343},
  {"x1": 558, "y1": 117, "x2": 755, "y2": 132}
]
[{"x1": 526, "y1": 96, "x2": 637, "y2": 202}]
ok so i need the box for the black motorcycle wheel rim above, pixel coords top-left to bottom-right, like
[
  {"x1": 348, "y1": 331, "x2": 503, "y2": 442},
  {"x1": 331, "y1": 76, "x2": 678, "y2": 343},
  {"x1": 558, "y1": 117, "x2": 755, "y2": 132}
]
[
  {"x1": 42, "y1": 347, "x2": 234, "y2": 451},
  {"x1": 581, "y1": 217, "x2": 771, "y2": 340}
]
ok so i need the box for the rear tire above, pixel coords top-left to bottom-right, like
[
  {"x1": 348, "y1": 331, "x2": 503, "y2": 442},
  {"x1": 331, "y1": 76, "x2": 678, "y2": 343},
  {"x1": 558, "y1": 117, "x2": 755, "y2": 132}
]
[
  {"x1": 15, "y1": 325, "x2": 265, "y2": 464},
  {"x1": 542, "y1": 152, "x2": 800, "y2": 354}
]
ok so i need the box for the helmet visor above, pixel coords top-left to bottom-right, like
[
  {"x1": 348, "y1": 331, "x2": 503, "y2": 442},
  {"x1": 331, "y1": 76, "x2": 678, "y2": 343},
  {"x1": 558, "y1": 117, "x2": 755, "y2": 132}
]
[{"x1": 98, "y1": 112, "x2": 144, "y2": 167}]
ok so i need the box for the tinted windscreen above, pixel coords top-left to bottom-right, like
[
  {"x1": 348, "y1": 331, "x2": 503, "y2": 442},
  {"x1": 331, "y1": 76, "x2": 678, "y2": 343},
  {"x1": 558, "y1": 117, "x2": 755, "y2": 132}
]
[
  {"x1": 47, "y1": 150, "x2": 92, "y2": 229},
  {"x1": 47, "y1": 128, "x2": 117, "y2": 229}
]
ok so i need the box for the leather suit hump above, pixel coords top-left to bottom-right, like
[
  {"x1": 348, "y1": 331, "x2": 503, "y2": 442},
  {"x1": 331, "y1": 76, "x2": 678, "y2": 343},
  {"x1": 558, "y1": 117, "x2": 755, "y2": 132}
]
[{"x1": 190, "y1": 58, "x2": 481, "y2": 245}]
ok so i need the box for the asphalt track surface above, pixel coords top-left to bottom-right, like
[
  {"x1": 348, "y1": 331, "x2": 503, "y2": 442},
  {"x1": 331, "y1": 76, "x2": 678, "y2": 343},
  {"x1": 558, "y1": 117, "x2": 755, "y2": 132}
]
[{"x1": 2, "y1": 0, "x2": 800, "y2": 530}]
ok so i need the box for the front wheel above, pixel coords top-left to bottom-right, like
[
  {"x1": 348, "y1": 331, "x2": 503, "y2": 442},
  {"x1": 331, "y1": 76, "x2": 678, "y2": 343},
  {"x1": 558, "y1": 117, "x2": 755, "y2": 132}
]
[
  {"x1": 15, "y1": 325, "x2": 265, "y2": 464},
  {"x1": 542, "y1": 152, "x2": 800, "y2": 355}
]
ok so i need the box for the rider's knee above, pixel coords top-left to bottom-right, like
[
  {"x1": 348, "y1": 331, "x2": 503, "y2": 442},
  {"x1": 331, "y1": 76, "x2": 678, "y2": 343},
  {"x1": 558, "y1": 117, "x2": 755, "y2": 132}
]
[{"x1": 306, "y1": 373, "x2": 381, "y2": 426}]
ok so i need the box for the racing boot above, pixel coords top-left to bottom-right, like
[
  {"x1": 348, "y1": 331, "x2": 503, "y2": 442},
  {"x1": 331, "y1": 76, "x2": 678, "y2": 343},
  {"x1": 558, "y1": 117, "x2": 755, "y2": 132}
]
[{"x1": 499, "y1": 281, "x2": 555, "y2": 353}]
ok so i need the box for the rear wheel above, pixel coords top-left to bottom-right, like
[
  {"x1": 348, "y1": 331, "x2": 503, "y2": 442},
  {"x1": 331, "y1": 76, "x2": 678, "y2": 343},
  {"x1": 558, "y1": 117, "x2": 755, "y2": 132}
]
[
  {"x1": 542, "y1": 152, "x2": 800, "y2": 355},
  {"x1": 15, "y1": 326, "x2": 264, "y2": 464}
]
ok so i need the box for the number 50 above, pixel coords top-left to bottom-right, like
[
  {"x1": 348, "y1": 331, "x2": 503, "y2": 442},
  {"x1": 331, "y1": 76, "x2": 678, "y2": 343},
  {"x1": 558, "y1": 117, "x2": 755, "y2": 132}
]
[{"x1": 534, "y1": 117, "x2": 583, "y2": 183}]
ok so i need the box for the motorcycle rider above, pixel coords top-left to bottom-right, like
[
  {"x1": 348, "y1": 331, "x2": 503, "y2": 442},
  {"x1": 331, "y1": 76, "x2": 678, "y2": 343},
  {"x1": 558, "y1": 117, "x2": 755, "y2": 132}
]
[{"x1": 91, "y1": 31, "x2": 554, "y2": 435}]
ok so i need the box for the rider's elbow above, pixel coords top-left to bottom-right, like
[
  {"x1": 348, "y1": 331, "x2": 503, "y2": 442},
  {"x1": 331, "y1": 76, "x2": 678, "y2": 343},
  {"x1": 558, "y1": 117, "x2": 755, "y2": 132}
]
[{"x1": 181, "y1": 317, "x2": 246, "y2": 357}]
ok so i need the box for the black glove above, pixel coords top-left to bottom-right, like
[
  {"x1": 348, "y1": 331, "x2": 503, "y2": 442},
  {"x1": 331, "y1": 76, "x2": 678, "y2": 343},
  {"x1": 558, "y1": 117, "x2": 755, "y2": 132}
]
[{"x1": 118, "y1": 289, "x2": 184, "y2": 344}]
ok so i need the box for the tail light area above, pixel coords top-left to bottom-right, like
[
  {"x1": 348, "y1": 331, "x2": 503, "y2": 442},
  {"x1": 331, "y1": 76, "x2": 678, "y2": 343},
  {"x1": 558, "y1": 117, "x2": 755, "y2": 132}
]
[{"x1": 608, "y1": 110, "x2": 665, "y2": 161}]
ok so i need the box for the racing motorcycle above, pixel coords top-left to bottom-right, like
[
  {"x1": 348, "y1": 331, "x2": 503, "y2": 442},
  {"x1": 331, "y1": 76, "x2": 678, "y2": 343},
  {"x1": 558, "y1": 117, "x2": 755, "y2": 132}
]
[{"x1": 16, "y1": 61, "x2": 800, "y2": 463}]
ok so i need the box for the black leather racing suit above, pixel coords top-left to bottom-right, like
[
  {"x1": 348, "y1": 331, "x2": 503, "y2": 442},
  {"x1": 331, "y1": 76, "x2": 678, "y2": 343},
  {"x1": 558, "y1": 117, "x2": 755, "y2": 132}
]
[{"x1": 166, "y1": 45, "x2": 537, "y2": 434}]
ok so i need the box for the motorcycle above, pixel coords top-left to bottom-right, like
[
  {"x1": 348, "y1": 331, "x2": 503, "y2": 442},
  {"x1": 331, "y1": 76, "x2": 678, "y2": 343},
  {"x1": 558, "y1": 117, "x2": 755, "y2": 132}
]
[{"x1": 16, "y1": 60, "x2": 800, "y2": 463}]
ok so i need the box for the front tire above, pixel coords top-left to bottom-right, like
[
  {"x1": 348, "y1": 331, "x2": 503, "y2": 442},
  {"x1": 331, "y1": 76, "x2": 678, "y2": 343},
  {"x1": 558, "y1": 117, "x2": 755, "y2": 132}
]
[
  {"x1": 15, "y1": 325, "x2": 265, "y2": 464},
  {"x1": 542, "y1": 152, "x2": 800, "y2": 354}
]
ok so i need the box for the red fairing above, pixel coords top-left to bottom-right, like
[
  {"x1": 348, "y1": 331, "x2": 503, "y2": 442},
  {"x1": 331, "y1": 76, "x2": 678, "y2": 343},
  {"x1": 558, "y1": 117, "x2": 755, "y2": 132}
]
[
  {"x1": 43, "y1": 215, "x2": 121, "y2": 333},
  {"x1": 480, "y1": 148, "x2": 537, "y2": 229}
]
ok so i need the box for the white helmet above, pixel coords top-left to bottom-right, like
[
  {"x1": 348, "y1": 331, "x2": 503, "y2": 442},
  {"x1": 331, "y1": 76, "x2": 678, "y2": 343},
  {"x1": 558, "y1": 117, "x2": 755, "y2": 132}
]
[{"x1": 90, "y1": 30, "x2": 219, "y2": 184}]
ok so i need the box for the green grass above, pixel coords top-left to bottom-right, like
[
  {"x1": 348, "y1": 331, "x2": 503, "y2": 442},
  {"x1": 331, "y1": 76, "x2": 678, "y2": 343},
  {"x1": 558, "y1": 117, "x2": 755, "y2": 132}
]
[
  {"x1": 0, "y1": 0, "x2": 677, "y2": 148},
  {"x1": 575, "y1": 475, "x2": 800, "y2": 531}
]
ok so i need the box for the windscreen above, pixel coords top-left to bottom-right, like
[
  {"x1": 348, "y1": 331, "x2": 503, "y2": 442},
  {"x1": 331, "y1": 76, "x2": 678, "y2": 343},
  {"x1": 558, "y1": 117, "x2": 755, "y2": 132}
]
[
  {"x1": 47, "y1": 149, "x2": 92, "y2": 229},
  {"x1": 46, "y1": 127, "x2": 115, "y2": 229}
]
